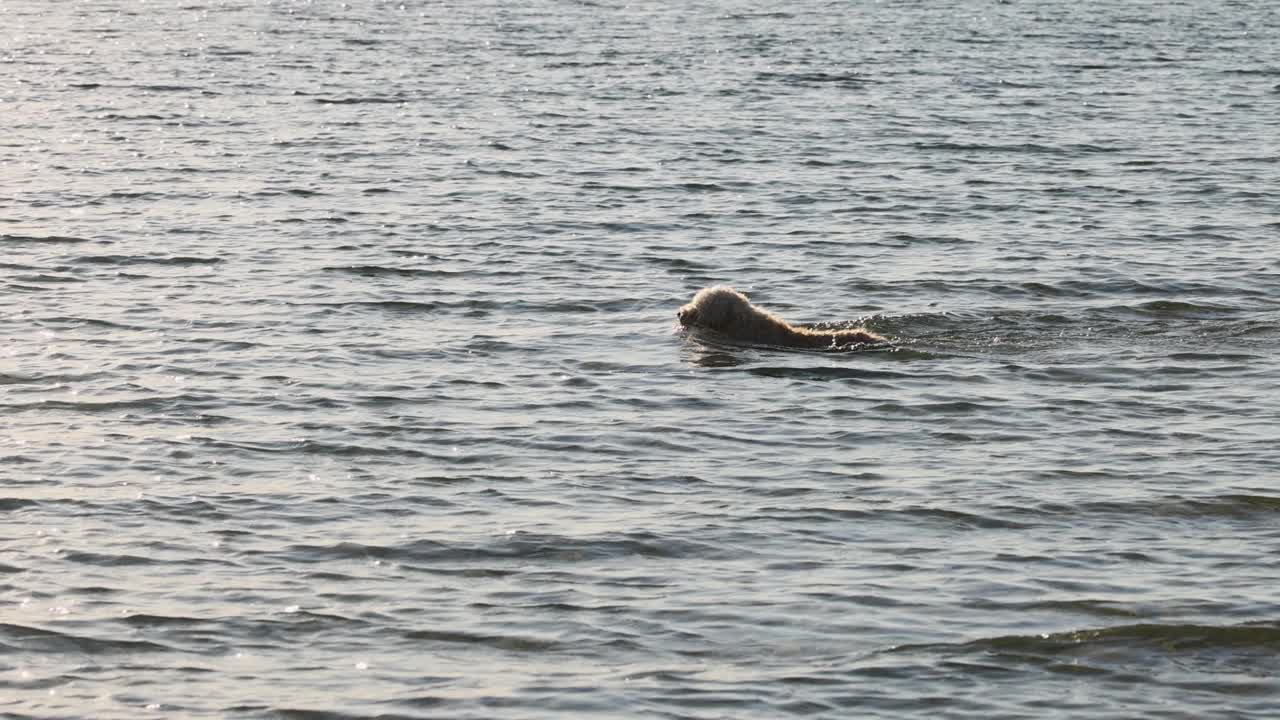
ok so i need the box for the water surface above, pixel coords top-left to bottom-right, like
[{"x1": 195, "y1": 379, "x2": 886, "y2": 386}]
[{"x1": 3, "y1": 0, "x2": 1280, "y2": 717}]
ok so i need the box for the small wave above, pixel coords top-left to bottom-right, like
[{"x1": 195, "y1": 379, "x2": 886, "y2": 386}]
[
  {"x1": 748, "y1": 366, "x2": 914, "y2": 382},
  {"x1": 0, "y1": 455, "x2": 38, "y2": 465},
  {"x1": 7, "y1": 394, "x2": 202, "y2": 414},
  {"x1": 1160, "y1": 494, "x2": 1280, "y2": 518},
  {"x1": 36, "y1": 316, "x2": 147, "y2": 330},
  {"x1": 869, "y1": 400, "x2": 1001, "y2": 416},
  {"x1": 402, "y1": 628, "x2": 560, "y2": 652},
  {"x1": 751, "y1": 504, "x2": 1027, "y2": 530},
  {"x1": 1222, "y1": 67, "x2": 1280, "y2": 76},
  {"x1": 757, "y1": 71, "x2": 878, "y2": 87},
  {"x1": 0, "y1": 370, "x2": 107, "y2": 386},
  {"x1": 97, "y1": 113, "x2": 170, "y2": 121},
  {"x1": 251, "y1": 188, "x2": 327, "y2": 198},
  {"x1": 307, "y1": 297, "x2": 607, "y2": 316},
  {"x1": 895, "y1": 506, "x2": 1031, "y2": 530},
  {"x1": 5, "y1": 285, "x2": 55, "y2": 294},
  {"x1": 333, "y1": 300, "x2": 442, "y2": 313},
  {"x1": 1, "y1": 233, "x2": 91, "y2": 244},
  {"x1": 1125, "y1": 300, "x2": 1242, "y2": 318},
  {"x1": 965, "y1": 597, "x2": 1149, "y2": 620},
  {"x1": 474, "y1": 167, "x2": 545, "y2": 179},
  {"x1": 0, "y1": 622, "x2": 174, "y2": 655},
  {"x1": 894, "y1": 622, "x2": 1280, "y2": 660},
  {"x1": 275, "y1": 531, "x2": 739, "y2": 566},
  {"x1": 14, "y1": 273, "x2": 85, "y2": 284},
  {"x1": 190, "y1": 437, "x2": 432, "y2": 459},
  {"x1": 726, "y1": 11, "x2": 795, "y2": 20},
  {"x1": 207, "y1": 46, "x2": 253, "y2": 57},
  {"x1": 1022, "y1": 493, "x2": 1280, "y2": 522},
  {"x1": 312, "y1": 96, "x2": 408, "y2": 105},
  {"x1": 274, "y1": 216, "x2": 349, "y2": 224},
  {"x1": 69, "y1": 254, "x2": 223, "y2": 267},
  {"x1": 912, "y1": 141, "x2": 1127, "y2": 155},
  {"x1": 1166, "y1": 351, "x2": 1263, "y2": 362},
  {"x1": 62, "y1": 551, "x2": 160, "y2": 567},
  {"x1": 119, "y1": 613, "x2": 216, "y2": 628},
  {"x1": 322, "y1": 265, "x2": 461, "y2": 278}
]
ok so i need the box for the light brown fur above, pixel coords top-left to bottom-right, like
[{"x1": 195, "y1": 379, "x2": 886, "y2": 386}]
[{"x1": 677, "y1": 286, "x2": 884, "y2": 349}]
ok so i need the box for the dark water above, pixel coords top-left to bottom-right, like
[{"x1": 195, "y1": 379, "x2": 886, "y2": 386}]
[{"x1": 4, "y1": 0, "x2": 1280, "y2": 717}]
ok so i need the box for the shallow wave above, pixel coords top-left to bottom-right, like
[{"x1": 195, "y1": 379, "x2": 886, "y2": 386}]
[
  {"x1": 310, "y1": 95, "x2": 411, "y2": 105},
  {"x1": 271, "y1": 531, "x2": 743, "y2": 566},
  {"x1": 1103, "y1": 299, "x2": 1253, "y2": 318},
  {"x1": 0, "y1": 233, "x2": 92, "y2": 244},
  {"x1": 908, "y1": 141, "x2": 1128, "y2": 155},
  {"x1": 889, "y1": 621, "x2": 1280, "y2": 667},
  {"x1": 0, "y1": 622, "x2": 176, "y2": 656},
  {"x1": 67, "y1": 254, "x2": 223, "y2": 266},
  {"x1": 747, "y1": 365, "x2": 918, "y2": 381},
  {"x1": 1039, "y1": 494, "x2": 1280, "y2": 521},
  {"x1": 321, "y1": 265, "x2": 470, "y2": 278},
  {"x1": 4, "y1": 394, "x2": 214, "y2": 414}
]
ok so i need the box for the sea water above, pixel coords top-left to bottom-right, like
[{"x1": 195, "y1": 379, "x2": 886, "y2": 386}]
[{"x1": 3, "y1": 0, "x2": 1280, "y2": 717}]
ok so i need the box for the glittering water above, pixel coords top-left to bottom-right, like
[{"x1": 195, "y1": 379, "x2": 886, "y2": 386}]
[{"x1": 3, "y1": 0, "x2": 1280, "y2": 717}]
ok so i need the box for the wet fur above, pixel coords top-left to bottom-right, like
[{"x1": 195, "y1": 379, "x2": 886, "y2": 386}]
[{"x1": 677, "y1": 286, "x2": 884, "y2": 349}]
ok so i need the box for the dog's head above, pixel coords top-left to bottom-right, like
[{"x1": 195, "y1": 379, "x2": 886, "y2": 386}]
[{"x1": 678, "y1": 286, "x2": 750, "y2": 333}]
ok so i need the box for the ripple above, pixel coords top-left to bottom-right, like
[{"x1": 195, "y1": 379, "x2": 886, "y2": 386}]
[
  {"x1": 0, "y1": 622, "x2": 176, "y2": 656},
  {"x1": 896, "y1": 621, "x2": 1280, "y2": 663},
  {"x1": 67, "y1": 254, "x2": 223, "y2": 266},
  {"x1": 0, "y1": 233, "x2": 92, "y2": 244},
  {"x1": 276, "y1": 531, "x2": 741, "y2": 566}
]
